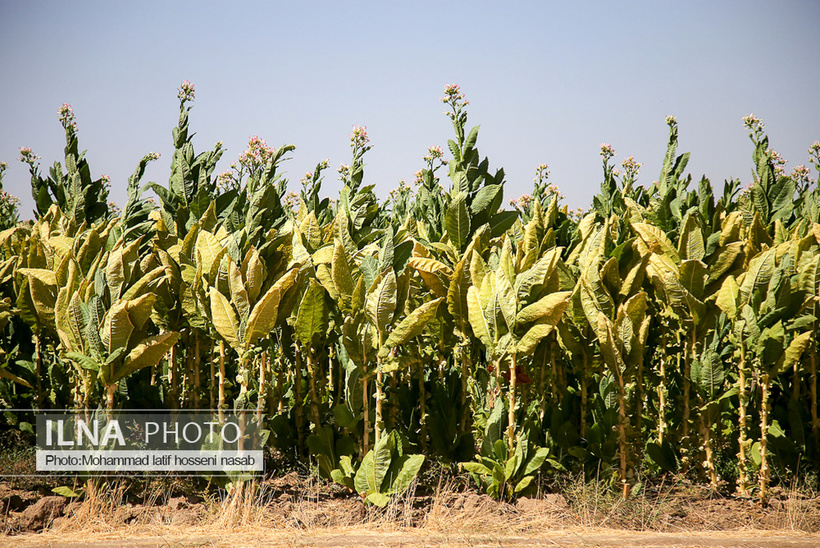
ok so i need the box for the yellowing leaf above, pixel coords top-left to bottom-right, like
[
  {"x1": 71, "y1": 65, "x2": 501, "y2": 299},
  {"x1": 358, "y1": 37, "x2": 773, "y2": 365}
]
[{"x1": 209, "y1": 288, "x2": 240, "y2": 352}]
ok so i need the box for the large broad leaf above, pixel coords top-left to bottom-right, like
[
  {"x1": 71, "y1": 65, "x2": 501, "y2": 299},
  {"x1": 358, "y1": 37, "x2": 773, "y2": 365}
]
[
  {"x1": 332, "y1": 240, "x2": 356, "y2": 309},
  {"x1": 772, "y1": 330, "x2": 813, "y2": 376},
  {"x1": 195, "y1": 230, "x2": 226, "y2": 279},
  {"x1": 445, "y1": 193, "x2": 470, "y2": 250},
  {"x1": 228, "y1": 259, "x2": 250, "y2": 320},
  {"x1": 295, "y1": 280, "x2": 328, "y2": 346},
  {"x1": 300, "y1": 211, "x2": 323, "y2": 250},
  {"x1": 104, "y1": 301, "x2": 134, "y2": 354},
  {"x1": 366, "y1": 269, "x2": 397, "y2": 332},
  {"x1": 516, "y1": 322, "x2": 555, "y2": 354},
  {"x1": 209, "y1": 288, "x2": 240, "y2": 351},
  {"x1": 354, "y1": 433, "x2": 393, "y2": 496},
  {"x1": 707, "y1": 241, "x2": 743, "y2": 285},
  {"x1": 241, "y1": 246, "x2": 266, "y2": 303},
  {"x1": 739, "y1": 248, "x2": 776, "y2": 305},
  {"x1": 21, "y1": 269, "x2": 57, "y2": 328},
  {"x1": 385, "y1": 453, "x2": 425, "y2": 495},
  {"x1": 244, "y1": 285, "x2": 283, "y2": 349},
  {"x1": 121, "y1": 265, "x2": 166, "y2": 302},
  {"x1": 679, "y1": 260, "x2": 707, "y2": 300},
  {"x1": 125, "y1": 293, "x2": 156, "y2": 331},
  {"x1": 516, "y1": 291, "x2": 571, "y2": 325},
  {"x1": 715, "y1": 276, "x2": 740, "y2": 319},
  {"x1": 447, "y1": 255, "x2": 471, "y2": 331},
  {"x1": 467, "y1": 286, "x2": 493, "y2": 350},
  {"x1": 632, "y1": 222, "x2": 681, "y2": 265},
  {"x1": 677, "y1": 214, "x2": 705, "y2": 261},
  {"x1": 0, "y1": 367, "x2": 33, "y2": 388},
  {"x1": 514, "y1": 249, "x2": 561, "y2": 304},
  {"x1": 697, "y1": 347, "x2": 725, "y2": 402},
  {"x1": 379, "y1": 298, "x2": 443, "y2": 357},
  {"x1": 596, "y1": 312, "x2": 627, "y2": 379},
  {"x1": 494, "y1": 269, "x2": 516, "y2": 331},
  {"x1": 110, "y1": 332, "x2": 180, "y2": 385}
]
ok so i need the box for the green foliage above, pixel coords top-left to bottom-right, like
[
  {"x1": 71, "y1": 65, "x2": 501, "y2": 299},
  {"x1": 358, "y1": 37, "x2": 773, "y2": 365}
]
[{"x1": 353, "y1": 430, "x2": 425, "y2": 507}]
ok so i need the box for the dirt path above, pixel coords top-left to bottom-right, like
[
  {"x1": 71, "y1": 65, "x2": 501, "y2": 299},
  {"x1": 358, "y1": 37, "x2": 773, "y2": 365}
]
[{"x1": 4, "y1": 528, "x2": 820, "y2": 548}]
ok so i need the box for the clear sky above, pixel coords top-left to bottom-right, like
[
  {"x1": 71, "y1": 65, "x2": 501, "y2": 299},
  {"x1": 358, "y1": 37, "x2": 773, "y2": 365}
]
[{"x1": 1, "y1": 1, "x2": 819, "y2": 220}]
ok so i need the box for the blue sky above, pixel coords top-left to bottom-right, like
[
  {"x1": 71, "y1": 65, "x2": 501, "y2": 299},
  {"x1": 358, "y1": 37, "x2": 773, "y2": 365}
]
[{"x1": 1, "y1": 1, "x2": 819, "y2": 219}]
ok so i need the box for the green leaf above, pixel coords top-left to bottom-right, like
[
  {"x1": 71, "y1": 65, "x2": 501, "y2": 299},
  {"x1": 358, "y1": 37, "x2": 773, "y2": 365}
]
[
  {"x1": 209, "y1": 288, "x2": 240, "y2": 351},
  {"x1": 447, "y1": 255, "x2": 471, "y2": 331},
  {"x1": 380, "y1": 298, "x2": 443, "y2": 356},
  {"x1": 773, "y1": 331, "x2": 812, "y2": 376},
  {"x1": 523, "y1": 447, "x2": 549, "y2": 476},
  {"x1": 295, "y1": 279, "x2": 328, "y2": 346},
  {"x1": 386, "y1": 453, "x2": 425, "y2": 494},
  {"x1": 467, "y1": 286, "x2": 493, "y2": 350},
  {"x1": 462, "y1": 461, "x2": 493, "y2": 476},
  {"x1": 516, "y1": 291, "x2": 571, "y2": 325},
  {"x1": 241, "y1": 247, "x2": 266, "y2": 303},
  {"x1": 52, "y1": 486, "x2": 83, "y2": 498},
  {"x1": 354, "y1": 433, "x2": 393, "y2": 496},
  {"x1": 0, "y1": 366, "x2": 34, "y2": 388},
  {"x1": 245, "y1": 286, "x2": 281, "y2": 348},
  {"x1": 111, "y1": 332, "x2": 180, "y2": 385},
  {"x1": 366, "y1": 269, "x2": 397, "y2": 332},
  {"x1": 677, "y1": 214, "x2": 705, "y2": 261},
  {"x1": 513, "y1": 475, "x2": 535, "y2": 493},
  {"x1": 332, "y1": 241, "x2": 356, "y2": 309},
  {"x1": 365, "y1": 492, "x2": 390, "y2": 507},
  {"x1": 445, "y1": 193, "x2": 471, "y2": 250}
]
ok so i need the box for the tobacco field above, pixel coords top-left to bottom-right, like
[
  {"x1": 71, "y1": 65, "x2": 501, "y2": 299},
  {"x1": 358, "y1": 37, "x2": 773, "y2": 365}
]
[{"x1": 1, "y1": 82, "x2": 820, "y2": 508}]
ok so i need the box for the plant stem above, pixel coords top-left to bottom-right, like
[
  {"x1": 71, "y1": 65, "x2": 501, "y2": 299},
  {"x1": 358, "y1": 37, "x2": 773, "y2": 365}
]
[
  {"x1": 459, "y1": 339, "x2": 471, "y2": 433},
  {"x1": 737, "y1": 345, "x2": 749, "y2": 497},
  {"x1": 294, "y1": 341, "x2": 305, "y2": 455},
  {"x1": 418, "y1": 358, "x2": 428, "y2": 453},
  {"x1": 811, "y1": 340, "x2": 818, "y2": 443},
  {"x1": 218, "y1": 341, "x2": 226, "y2": 422},
  {"x1": 193, "y1": 332, "x2": 200, "y2": 409},
  {"x1": 306, "y1": 347, "x2": 322, "y2": 429},
  {"x1": 375, "y1": 330, "x2": 385, "y2": 444},
  {"x1": 760, "y1": 371, "x2": 771, "y2": 506},
  {"x1": 257, "y1": 345, "x2": 267, "y2": 424},
  {"x1": 507, "y1": 352, "x2": 517, "y2": 454},
  {"x1": 616, "y1": 369, "x2": 629, "y2": 499},
  {"x1": 658, "y1": 349, "x2": 667, "y2": 445},
  {"x1": 681, "y1": 329, "x2": 694, "y2": 473}
]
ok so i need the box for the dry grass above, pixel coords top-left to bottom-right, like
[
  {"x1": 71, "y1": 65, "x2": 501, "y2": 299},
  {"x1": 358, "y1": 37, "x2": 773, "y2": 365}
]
[{"x1": 4, "y1": 473, "x2": 820, "y2": 547}]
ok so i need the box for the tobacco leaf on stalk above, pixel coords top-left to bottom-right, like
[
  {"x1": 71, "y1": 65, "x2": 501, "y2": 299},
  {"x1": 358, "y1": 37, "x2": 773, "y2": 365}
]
[{"x1": 353, "y1": 431, "x2": 425, "y2": 507}]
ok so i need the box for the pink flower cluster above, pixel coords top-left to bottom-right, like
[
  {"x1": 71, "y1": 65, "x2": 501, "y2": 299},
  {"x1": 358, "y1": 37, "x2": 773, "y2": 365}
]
[
  {"x1": 622, "y1": 156, "x2": 642, "y2": 177},
  {"x1": 146, "y1": 152, "x2": 161, "y2": 161},
  {"x1": 767, "y1": 149, "x2": 786, "y2": 176},
  {"x1": 441, "y1": 84, "x2": 467, "y2": 104},
  {"x1": 350, "y1": 125, "x2": 369, "y2": 149},
  {"x1": 533, "y1": 163, "x2": 550, "y2": 183},
  {"x1": 423, "y1": 145, "x2": 447, "y2": 164},
  {"x1": 791, "y1": 164, "x2": 810, "y2": 185},
  {"x1": 743, "y1": 114, "x2": 764, "y2": 133},
  {"x1": 18, "y1": 147, "x2": 40, "y2": 165},
  {"x1": 178, "y1": 80, "x2": 195, "y2": 102},
  {"x1": 238, "y1": 135, "x2": 275, "y2": 171},
  {"x1": 809, "y1": 142, "x2": 820, "y2": 165},
  {"x1": 59, "y1": 103, "x2": 76, "y2": 129},
  {"x1": 0, "y1": 189, "x2": 19, "y2": 207},
  {"x1": 600, "y1": 143, "x2": 616, "y2": 161}
]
